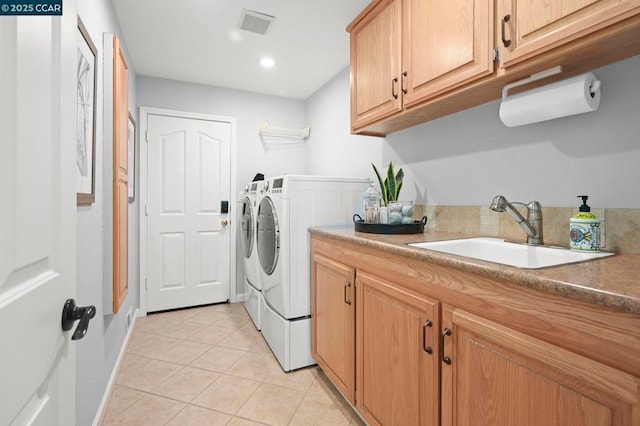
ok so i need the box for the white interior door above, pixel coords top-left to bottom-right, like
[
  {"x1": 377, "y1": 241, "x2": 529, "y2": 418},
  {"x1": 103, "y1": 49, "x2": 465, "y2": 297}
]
[
  {"x1": 0, "y1": 8, "x2": 77, "y2": 425},
  {"x1": 146, "y1": 114, "x2": 231, "y2": 312}
]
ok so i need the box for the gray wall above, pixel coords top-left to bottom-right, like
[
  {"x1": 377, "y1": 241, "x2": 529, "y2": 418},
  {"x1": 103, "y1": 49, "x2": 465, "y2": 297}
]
[
  {"x1": 76, "y1": 0, "x2": 138, "y2": 424},
  {"x1": 136, "y1": 76, "x2": 308, "y2": 295},
  {"x1": 306, "y1": 55, "x2": 640, "y2": 209},
  {"x1": 305, "y1": 67, "x2": 384, "y2": 178}
]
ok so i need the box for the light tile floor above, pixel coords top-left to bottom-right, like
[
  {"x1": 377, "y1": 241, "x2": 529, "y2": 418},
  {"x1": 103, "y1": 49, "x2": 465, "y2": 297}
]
[{"x1": 102, "y1": 302, "x2": 365, "y2": 425}]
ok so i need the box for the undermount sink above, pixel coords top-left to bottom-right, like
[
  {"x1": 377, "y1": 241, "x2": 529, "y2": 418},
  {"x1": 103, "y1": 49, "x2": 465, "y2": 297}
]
[{"x1": 408, "y1": 237, "x2": 614, "y2": 269}]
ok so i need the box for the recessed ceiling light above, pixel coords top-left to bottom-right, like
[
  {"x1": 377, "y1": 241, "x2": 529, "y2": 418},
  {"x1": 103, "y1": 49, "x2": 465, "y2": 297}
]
[{"x1": 259, "y1": 57, "x2": 275, "y2": 68}]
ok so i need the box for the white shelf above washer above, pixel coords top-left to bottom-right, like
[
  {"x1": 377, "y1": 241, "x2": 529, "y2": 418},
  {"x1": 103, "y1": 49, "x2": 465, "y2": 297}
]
[{"x1": 258, "y1": 121, "x2": 310, "y2": 142}]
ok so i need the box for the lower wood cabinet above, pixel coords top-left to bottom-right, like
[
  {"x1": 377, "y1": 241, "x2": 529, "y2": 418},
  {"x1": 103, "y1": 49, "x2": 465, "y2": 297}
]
[
  {"x1": 311, "y1": 254, "x2": 356, "y2": 403},
  {"x1": 356, "y1": 271, "x2": 439, "y2": 426},
  {"x1": 311, "y1": 235, "x2": 640, "y2": 426},
  {"x1": 441, "y1": 306, "x2": 639, "y2": 426}
]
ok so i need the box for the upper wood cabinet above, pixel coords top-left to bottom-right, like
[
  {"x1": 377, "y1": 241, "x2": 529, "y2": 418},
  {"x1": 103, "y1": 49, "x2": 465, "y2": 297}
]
[
  {"x1": 497, "y1": 0, "x2": 640, "y2": 68},
  {"x1": 402, "y1": 0, "x2": 494, "y2": 107},
  {"x1": 348, "y1": 0, "x2": 494, "y2": 133},
  {"x1": 348, "y1": 0, "x2": 640, "y2": 135},
  {"x1": 311, "y1": 254, "x2": 356, "y2": 404},
  {"x1": 349, "y1": 0, "x2": 402, "y2": 129}
]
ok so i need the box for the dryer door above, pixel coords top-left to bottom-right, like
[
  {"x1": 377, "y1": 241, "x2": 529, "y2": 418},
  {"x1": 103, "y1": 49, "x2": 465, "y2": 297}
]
[
  {"x1": 240, "y1": 197, "x2": 254, "y2": 259},
  {"x1": 257, "y1": 196, "x2": 279, "y2": 275}
]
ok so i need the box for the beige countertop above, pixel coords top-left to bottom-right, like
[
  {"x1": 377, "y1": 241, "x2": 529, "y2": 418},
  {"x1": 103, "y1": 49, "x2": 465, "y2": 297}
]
[{"x1": 309, "y1": 226, "x2": 640, "y2": 314}]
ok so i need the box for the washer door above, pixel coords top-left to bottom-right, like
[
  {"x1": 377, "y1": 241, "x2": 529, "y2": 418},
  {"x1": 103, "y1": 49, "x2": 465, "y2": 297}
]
[
  {"x1": 257, "y1": 196, "x2": 279, "y2": 275},
  {"x1": 240, "y1": 197, "x2": 254, "y2": 259}
]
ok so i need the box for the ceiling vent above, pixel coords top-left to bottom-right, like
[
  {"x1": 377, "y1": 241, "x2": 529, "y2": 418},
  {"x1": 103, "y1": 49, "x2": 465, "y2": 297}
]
[{"x1": 238, "y1": 9, "x2": 275, "y2": 35}]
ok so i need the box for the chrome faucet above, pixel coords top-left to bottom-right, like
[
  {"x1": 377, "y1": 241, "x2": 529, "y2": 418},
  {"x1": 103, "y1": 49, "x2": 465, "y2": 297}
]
[{"x1": 490, "y1": 195, "x2": 543, "y2": 245}]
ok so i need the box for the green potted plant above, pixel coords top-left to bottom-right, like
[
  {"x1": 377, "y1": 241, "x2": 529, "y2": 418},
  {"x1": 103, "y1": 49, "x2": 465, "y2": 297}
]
[{"x1": 372, "y1": 162, "x2": 404, "y2": 206}]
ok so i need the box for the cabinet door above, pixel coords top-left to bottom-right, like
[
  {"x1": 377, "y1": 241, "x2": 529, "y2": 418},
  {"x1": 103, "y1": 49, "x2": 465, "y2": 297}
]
[
  {"x1": 113, "y1": 35, "x2": 129, "y2": 314},
  {"x1": 356, "y1": 272, "x2": 439, "y2": 426},
  {"x1": 441, "y1": 306, "x2": 639, "y2": 426},
  {"x1": 498, "y1": 0, "x2": 640, "y2": 68},
  {"x1": 349, "y1": 0, "x2": 402, "y2": 131},
  {"x1": 403, "y1": 0, "x2": 494, "y2": 106},
  {"x1": 311, "y1": 254, "x2": 356, "y2": 403}
]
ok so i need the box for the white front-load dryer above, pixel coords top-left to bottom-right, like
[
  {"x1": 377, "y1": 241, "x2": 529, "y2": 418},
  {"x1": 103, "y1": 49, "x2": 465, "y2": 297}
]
[
  {"x1": 241, "y1": 180, "x2": 263, "y2": 329},
  {"x1": 256, "y1": 175, "x2": 369, "y2": 371}
]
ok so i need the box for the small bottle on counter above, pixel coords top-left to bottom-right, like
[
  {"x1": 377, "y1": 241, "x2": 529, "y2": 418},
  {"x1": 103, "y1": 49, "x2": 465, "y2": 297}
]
[
  {"x1": 362, "y1": 181, "x2": 381, "y2": 223},
  {"x1": 570, "y1": 195, "x2": 602, "y2": 252},
  {"x1": 379, "y1": 205, "x2": 388, "y2": 224}
]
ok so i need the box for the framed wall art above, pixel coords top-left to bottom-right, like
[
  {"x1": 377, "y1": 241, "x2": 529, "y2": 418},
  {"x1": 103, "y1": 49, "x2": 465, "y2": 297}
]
[
  {"x1": 128, "y1": 113, "x2": 136, "y2": 202},
  {"x1": 76, "y1": 17, "x2": 97, "y2": 205}
]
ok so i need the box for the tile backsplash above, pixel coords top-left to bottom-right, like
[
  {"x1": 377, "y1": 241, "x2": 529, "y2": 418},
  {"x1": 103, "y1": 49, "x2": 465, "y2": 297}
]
[{"x1": 414, "y1": 204, "x2": 639, "y2": 254}]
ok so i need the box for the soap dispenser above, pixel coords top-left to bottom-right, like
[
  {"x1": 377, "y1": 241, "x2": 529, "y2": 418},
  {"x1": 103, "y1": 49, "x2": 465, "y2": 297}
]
[{"x1": 569, "y1": 195, "x2": 601, "y2": 252}]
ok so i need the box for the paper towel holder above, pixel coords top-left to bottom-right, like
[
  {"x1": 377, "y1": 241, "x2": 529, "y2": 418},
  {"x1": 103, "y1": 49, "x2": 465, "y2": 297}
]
[
  {"x1": 499, "y1": 67, "x2": 602, "y2": 127},
  {"x1": 501, "y1": 66, "x2": 601, "y2": 101},
  {"x1": 501, "y1": 66, "x2": 563, "y2": 100}
]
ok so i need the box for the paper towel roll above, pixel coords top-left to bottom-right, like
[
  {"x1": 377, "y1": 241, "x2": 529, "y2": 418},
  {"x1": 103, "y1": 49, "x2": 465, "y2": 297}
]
[{"x1": 499, "y1": 72, "x2": 601, "y2": 127}]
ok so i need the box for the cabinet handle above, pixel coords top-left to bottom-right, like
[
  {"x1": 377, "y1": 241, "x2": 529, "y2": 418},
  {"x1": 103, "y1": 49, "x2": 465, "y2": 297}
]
[
  {"x1": 401, "y1": 71, "x2": 408, "y2": 94},
  {"x1": 422, "y1": 320, "x2": 433, "y2": 354},
  {"x1": 344, "y1": 282, "x2": 352, "y2": 305},
  {"x1": 391, "y1": 77, "x2": 399, "y2": 99},
  {"x1": 441, "y1": 327, "x2": 452, "y2": 365},
  {"x1": 501, "y1": 14, "x2": 512, "y2": 47}
]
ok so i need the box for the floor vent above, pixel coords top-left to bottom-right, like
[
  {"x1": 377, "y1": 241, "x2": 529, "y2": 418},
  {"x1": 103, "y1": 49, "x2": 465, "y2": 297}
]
[{"x1": 238, "y1": 9, "x2": 275, "y2": 35}]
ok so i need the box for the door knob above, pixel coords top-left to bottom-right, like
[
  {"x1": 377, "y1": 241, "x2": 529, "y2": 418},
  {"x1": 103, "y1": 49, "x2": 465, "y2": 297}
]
[
  {"x1": 221, "y1": 219, "x2": 229, "y2": 226},
  {"x1": 61, "y1": 299, "x2": 96, "y2": 340}
]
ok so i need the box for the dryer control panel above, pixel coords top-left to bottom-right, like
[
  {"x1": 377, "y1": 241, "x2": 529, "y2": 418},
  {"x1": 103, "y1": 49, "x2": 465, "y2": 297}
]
[{"x1": 264, "y1": 178, "x2": 284, "y2": 194}]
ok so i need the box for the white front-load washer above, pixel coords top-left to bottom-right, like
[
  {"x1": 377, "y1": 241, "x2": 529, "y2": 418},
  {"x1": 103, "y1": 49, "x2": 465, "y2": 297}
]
[
  {"x1": 241, "y1": 180, "x2": 263, "y2": 329},
  {"x1": 256, "y1": 175, "x2": 369, "y2": 370}
]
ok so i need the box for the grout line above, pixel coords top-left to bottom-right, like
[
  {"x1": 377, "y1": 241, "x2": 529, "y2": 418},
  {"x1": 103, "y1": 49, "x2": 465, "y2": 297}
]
[
  {"x1": 162, "y1": 403, "x2": 188, "y2": 426},
  {"x1": 230, "y1": 414, "x2": 272, "y2": 425},
  {"x1": 145, "y1": 363, "x2": 188, "y2": 399},
  {"x1": 285, "y1": 387, "x2": 307, "y2": 425}
]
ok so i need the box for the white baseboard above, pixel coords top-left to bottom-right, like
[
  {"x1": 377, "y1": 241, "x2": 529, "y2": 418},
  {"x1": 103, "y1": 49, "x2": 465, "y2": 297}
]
[
  {"x1": 235, "y1": 292, "x2": 248, "y2": 302},
  {"x1": 92, "y1": 308, "x2": 139, "y2": 426}
]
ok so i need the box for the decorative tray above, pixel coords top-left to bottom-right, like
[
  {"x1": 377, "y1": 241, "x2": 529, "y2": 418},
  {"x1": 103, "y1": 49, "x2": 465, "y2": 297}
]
[{"x1": 353, "y1": 214, "x2": 428, "y2": 235}]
